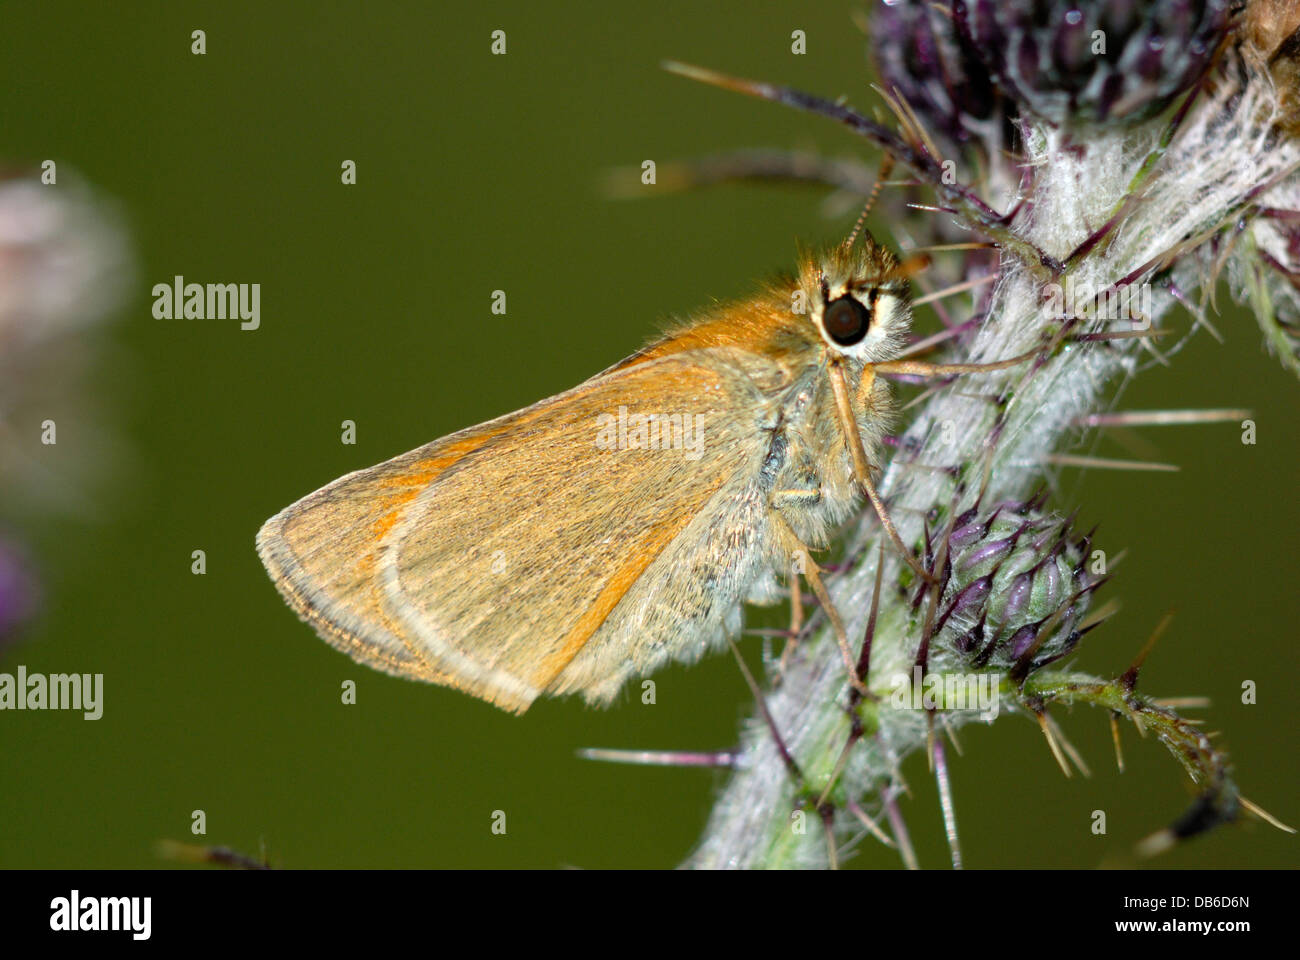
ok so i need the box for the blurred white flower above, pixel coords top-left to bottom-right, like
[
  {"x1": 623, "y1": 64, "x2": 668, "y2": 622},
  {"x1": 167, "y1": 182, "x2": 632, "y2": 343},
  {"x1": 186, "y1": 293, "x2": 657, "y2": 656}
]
[{"x1": 0, "y1": 170, "x2": 132, "y2": 515}]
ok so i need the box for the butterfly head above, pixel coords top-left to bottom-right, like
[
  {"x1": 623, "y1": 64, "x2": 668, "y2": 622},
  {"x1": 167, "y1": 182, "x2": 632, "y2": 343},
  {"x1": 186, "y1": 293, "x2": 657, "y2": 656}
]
[{"x1": 799, "y1": 237, "x2": 912, "y2": 365}]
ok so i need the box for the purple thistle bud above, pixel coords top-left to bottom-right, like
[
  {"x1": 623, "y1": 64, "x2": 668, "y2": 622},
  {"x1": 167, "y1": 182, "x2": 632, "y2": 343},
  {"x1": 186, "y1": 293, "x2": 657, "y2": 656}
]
[
  {"x1": 870, "y1": 0, "x2": 1014, "y2": 151},
  {"x1": 990, "y1": 498, "x2": 1031, "y2": 515},
  {"x1": 937, "y1": 574, "x2": 994, "y2": 633},
  {"x1": 956, "y1": 0, "x2": 1233, "y2": 127},
  {"x1": 956, "y1": 613, "x2": 987, "y2": 653},
  {"x1": 1008, "y1": 621, "x2": 1042, "y2": 660},
  {"x1": 958, "y1": 532, "x2": 1017, "y2": 572},
  {"x1": 1039, "y1": 554, "x2": 1063, "y2": 604},
  {"x1": 948, "y1": 510, "x2": 992, "y2": 550},
  {"x1": 1000, "y1": 569, "x2": 1035, "y2": 626},
  {"x1": 930, "y1": 499, "x2": 1103, "y2": 671}
]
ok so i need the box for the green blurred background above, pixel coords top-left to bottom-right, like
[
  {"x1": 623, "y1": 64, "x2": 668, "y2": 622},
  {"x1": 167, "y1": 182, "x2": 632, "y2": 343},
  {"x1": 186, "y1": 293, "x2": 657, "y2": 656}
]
[{"x1": 1, "y1": 0, "x2": 1295, "y2": 869}]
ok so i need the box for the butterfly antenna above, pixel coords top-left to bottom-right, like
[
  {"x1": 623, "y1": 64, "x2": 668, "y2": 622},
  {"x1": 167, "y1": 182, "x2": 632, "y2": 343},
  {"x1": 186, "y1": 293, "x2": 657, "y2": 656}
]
[{"x1": 844, "y1": 153, "x2": 895, "y2": 250}]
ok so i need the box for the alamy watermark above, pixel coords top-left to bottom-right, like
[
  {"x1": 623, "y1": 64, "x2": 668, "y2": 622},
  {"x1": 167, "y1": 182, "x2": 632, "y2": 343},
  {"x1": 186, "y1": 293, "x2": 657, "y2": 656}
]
[
  {"x1": 0, "y1": 666, "x2": 102, "y2": 719},
  {"x1": 889, "y1": 666, "x2": 999, "y2": 721},
  {"x1": 595, "y1": 406, "x2": 705, "y2": 460},
  {"x1": 50, "y1": 891, "x2": 150, "y2": 940},
  {"x1": 152, "y1": 275, "x2": 260, "y2": 330}
]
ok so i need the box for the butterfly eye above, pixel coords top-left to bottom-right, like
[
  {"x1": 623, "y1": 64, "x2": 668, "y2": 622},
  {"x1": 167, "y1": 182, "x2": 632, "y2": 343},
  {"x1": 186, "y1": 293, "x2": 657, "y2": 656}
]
[{"x1": 823, "y1": 295, "x2": 871, "y2": 346}]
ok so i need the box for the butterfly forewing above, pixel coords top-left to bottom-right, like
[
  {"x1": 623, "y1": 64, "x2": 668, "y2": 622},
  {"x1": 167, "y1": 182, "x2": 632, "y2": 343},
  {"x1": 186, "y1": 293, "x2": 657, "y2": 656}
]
[{"x1": 258, "y1": 349, "x2": 779, "y2": 712}]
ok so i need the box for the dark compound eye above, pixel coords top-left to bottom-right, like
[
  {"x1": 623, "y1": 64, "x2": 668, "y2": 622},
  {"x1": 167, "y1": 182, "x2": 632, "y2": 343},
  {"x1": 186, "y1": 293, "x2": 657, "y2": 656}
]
[{"x1": 823, "y1": 295, "x2": 871, "y2": 346}]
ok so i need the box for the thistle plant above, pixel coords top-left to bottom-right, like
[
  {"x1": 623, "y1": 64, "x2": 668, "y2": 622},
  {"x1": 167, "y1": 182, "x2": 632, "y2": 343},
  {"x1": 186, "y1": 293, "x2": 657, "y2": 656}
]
[{"x1": 605, "y1": 0, "x2": 1299, "y2": 868}]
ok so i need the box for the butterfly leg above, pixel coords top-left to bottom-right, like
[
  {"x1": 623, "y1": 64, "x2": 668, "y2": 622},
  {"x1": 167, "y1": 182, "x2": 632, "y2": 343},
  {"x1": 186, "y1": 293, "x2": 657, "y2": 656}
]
[
  {"x1": 780, "y1": 548, "x2": 805, "y2": 680},
  {"x1": 827, "y1": 359, "x2": 935, "y2": 584},
  {"x1": 767, "y1": 506, "x2": 867, "y2": 696},
  {"x1": 768, "y1": 489, "x2": 815, "y2": 678}
]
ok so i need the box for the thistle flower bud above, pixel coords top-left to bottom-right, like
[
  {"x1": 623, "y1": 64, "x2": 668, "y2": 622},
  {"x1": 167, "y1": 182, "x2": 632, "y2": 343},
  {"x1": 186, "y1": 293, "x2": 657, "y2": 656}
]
[
  {"x1": 928, "y1": 500, "x2": 1102, "y2": 672},
  {"x1": 870, "y1": 0, "x2": 1012, "y2": 151},
  {"x1": 956, "y1": 0, "x2": 1234, "y2": 127}
]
